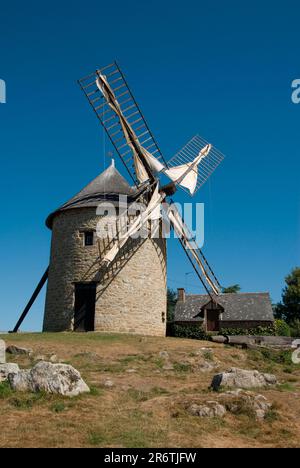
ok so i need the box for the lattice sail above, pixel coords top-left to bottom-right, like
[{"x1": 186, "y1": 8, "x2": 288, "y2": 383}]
[
  {"x1": 78, "y1": 62, "x2": 168, "y2": 186},
  {"x1": 167, "y1": 135, "x2": 225, "y2": 195}
]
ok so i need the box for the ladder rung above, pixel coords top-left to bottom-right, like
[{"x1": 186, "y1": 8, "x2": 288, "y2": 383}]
[
  {"x1": 122, "y1": 104, "x2": 136, "y2": 114},
  {"x1": 126, "y1": 111, "x2": 139, "y2": 120},
  {"x1": 87, "y1": 88, "x2": 99, "y2": 97},
  {"x1": 110, "y1": 77, "x2": 123, "y2": 85},
  {"x1": 113, "y1": 83, "x2": 126, "y2": 93},
  {"x1": 103, "y1": 114, "x2": 117, "y2": 125},
  {"x1": 130, "y1": 117, "x2": 143, "y2": 126},
  {"x1": 107, "y1": 122, "x2": 120, "y2": 131},
  {"x1": 110, "y1": 128, "x2": 123, "y2": 138}
]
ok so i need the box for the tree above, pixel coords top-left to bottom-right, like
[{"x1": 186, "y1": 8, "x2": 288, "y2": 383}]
[
  {"x1": 167, "y1": 288, "x2": 177, "y2": 322},
  {"x1": 222, "y1": 284, "x2": 241, "y2": 294},
  {"x1": 275, "y1": 267, "x2": 300, "y2": 323}
]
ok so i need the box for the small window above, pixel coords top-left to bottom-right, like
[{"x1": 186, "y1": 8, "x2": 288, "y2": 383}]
[{"x1": 84, "y1": 231, "x2": 94, "y2": 246}]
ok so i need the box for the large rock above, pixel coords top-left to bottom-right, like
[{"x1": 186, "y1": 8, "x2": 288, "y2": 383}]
[
  {"x1": 220, "y1": 389, "x2": 272, "y2": 420},
  {"x1": 211, "y1": 367, "x2": 277, "y2": 391},
  {"x1": 0, "y1": 339, "x2": 5, "y2": 364},
  {"x1": 8, "y1": 361, "x2": 90, "y2": 397},
  {"x1": 6, "y1": 345, "x2": 32, "y2": 356},
  {"x1": 188, "y1": 401, "x2": 226, "y2": 418},
  {"x1": 0, "y1": 363, "x2": 20, "y2": 382}
]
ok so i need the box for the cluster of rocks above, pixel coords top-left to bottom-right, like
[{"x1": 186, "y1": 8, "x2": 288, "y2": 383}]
[
  {"x1": 187, "y1": 367, "x2": 277, "y2": 421},
  {"x1": 0, "y1": 339, "x2": 89, "y2": 397},
  {"x1": 158, "y1": 348, "x2": 220, "y2": 373},
  {"x1": 187, "y1": 390, "x2": 272, "y2": 420}
]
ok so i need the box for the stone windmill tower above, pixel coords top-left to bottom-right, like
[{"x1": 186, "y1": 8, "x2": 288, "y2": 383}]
[
  {"x1": 12, "y1": 62, "x2": 224, "y2": 335},
  {"x1": 43, "y1": 160, "x2": 167, "y2": 335}
]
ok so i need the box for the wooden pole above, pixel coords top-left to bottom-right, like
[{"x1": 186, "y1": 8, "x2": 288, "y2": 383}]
[{"x1": 10, "y1": 267, "x2": 49, "y2": 333}]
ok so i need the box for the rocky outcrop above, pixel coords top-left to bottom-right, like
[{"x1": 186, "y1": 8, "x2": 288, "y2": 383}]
[
  {"x1": 8, "y1": 361, "x2": 90, "y2": 397},
  {"x1": 211, "y1": 367, "x2": 277, "y2": 391},
  {"x1": 6, "y1": 345, "x2": 32, "y2": 356},
  {"x1": 219, "y1": 389, "x2": 272, "y2": 420},
  {"x1": 0, "y1": 363, "x2": 20, "y2": 382},
  {"x1": 188, "y1": 401, "x2": 226, "y2": 418}
]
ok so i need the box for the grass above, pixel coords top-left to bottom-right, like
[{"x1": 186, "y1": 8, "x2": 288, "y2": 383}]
[{"x1": 0, "y1": 332, "x2": 299, "y2": 448}]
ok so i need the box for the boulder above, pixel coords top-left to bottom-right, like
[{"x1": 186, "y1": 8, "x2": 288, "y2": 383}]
[
  {"x1": 0, "y1": 339, "x2": 5, "y2": 364},
  {"x1": 188, "y1": 401, "x2": 226, "y2": 418},
  {"x1": 0, "y1": 363, "x2": 20, "y2": 382},
  {"x1": 6, "y1": 345, "x2": 32, "y2": 356},
  {"x1": 159, "y1": 351, "x2": 169, "y2": 360},
  {"x1": 211, "y1": 367, "x2": 277, "y2": 391},
  {"x1": 103, "y1": 379, "x2": 114, "y2": 388},
  {"x1": 8, "y1": 361, "x2": 90, "y2": 397},
  {"x1": 220, "y1": 389, "x2": 272, "y2": 420}
]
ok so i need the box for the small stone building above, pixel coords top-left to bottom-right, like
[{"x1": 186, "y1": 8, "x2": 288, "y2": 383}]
[
  {"x1": 43, "y1": 162, "x2": 167, "y2": 336},
  {"x1": 174, "y1": 288, "x2": 274, "y2": 332}
]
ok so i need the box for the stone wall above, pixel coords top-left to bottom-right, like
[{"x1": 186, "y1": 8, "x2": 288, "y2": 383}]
[{"x1": 43, "y1": 207, "x2": 167, "y2": 336}]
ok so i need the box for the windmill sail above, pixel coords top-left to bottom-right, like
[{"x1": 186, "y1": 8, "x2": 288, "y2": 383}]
[
  {"x1": 167, "y1": 135, "x2": 225, "y2": 195},
  {"x1": 164, "y1": 202, "x2": 221, "y2": 297},
  {"x1": 165, "y1": 144, "x2": 211, "y2": 195},
  {"x1": 78, "y1": 62, "x2": 168, "y2": 186},
  {"x1": 101, "y1": 184, "x2": 164, "y2": 266}
]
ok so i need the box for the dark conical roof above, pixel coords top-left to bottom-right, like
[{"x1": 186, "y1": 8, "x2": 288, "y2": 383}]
[{"x1": 46, "y1": 162, "x2": 137, "y2": 228}]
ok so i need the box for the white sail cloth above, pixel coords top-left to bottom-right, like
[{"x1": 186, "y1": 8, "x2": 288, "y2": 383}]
[
  {"x1": 165, "y1": 205, "x2": 219, "y2": 295},
  {"x1": 102, "y1": 185, "x2": 164, "y2": 265},
  {"x1": 96, "y1": 74, "x2": 211, "y2": 194},
  {"x1": 164, "y1": 144, "x2": 211, "y2": 195}
]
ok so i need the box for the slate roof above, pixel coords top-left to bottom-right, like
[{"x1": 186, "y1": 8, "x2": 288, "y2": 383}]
[
  {"x1": 174, "y1": 293, "x2": 274, "y2": 322},
  {"x1": 46, "y1": 163, "x2": 139, "y2": 228}
]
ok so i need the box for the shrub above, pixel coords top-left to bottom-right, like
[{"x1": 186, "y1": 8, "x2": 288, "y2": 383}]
[
  {"x1": 169, "y1": 324, "x2": 210, "y2": 341},
  {"x1": 274, "y1": 319, "x2": 291, "y2": 337},
  {"x1": 290, "y1": 319, "x2": 300, "y2": 338},
  {"x1": 220, "y1": 326, "x2": 276, "y2": 336}
]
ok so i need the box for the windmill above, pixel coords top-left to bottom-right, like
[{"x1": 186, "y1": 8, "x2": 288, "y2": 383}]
[
  {"x1": 11, "y1": 61, "x2": 224, "y2": 333},
  {"x1": 77, "y1": 62, "x2": 224, "y2": 298}
]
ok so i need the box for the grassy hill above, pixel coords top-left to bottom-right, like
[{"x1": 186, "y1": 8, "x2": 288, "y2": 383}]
[{"x1": 0, "y1": 332, "x2": 300, "y2": 448}]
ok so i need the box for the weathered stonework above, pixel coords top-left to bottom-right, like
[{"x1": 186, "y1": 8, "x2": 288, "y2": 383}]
[{"x1": 43, "y1": 206, "x2": 167, "y2": 336}]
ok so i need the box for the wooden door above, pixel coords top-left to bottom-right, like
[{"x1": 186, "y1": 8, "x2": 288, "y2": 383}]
[
  {"x1": 206, "y1": 310, "x2": 220, "y2": 332},
  {"x1": 74, "y1": 283, "x2": 96, "y2": 332}
]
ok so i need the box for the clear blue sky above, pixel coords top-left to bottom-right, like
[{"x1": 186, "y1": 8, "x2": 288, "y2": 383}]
[{"x1": 0, "y1": 0, "x2": 299, "y2": 331}]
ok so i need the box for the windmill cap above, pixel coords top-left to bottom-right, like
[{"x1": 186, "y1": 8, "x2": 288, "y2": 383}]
[{"x1": 45, "y1": 163, "x2": 138, "y2": 229}]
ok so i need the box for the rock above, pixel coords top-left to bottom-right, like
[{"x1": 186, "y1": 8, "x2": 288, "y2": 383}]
[
  {"x1": 188, "y1": 401, "x2": 226, "y2": 418},
  {"x1": 0, "y1": 363, "x2": 20, "y2": 382},
  {"x1": 159, "y1": 351, "x2": 169, "y2": 360},
  {"x1": 162, "y1": 362, "x2": 174, "y2": 371},
  {"x1": 197, "y1": 361, "x2": 218, "y2": 373},
  {"x1": 49, "y1": 354, "x2": 58, "y2": 363},
  {"x1": 34, "y1": 355, "x2": 46, "y2": 362},
  {"x1": 220, "y1": 389, "x2": 272, "y2": 420},
  {"x1": 103, "y1": 379, "x2": 114, "y2": 388},
  {"x1": 0, "y1": 339, "x2": 5, "y2": 364},
  {"x1": 6, "y1": 345, "x2": 32, "y2": 356},
  {"x1": 8, "y1": 361, "x2": 90, "y2": 397},
  {"x1": 211, "y1": 367, "x2": 277, "y2": 391}
]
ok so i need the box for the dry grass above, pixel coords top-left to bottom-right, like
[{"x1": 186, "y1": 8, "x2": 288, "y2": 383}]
[{"x1": 0, "y1": 332, "x2": 299, "y2": 448}]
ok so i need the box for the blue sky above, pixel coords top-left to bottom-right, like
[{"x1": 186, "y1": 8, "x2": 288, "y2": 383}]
[{"x1": 0, "y1": 0, "x2": 299, "y2": 331}]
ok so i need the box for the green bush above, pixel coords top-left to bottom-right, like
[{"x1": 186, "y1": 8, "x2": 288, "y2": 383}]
[
  {"x1": 290, "y1": 319, "x2": 300, "y2": 338},
  {"x1": 274, "y1": 319, "x2": 291, "y2": 337},
  {"x1": 220, "y1": 326, "x2": 276, "y2": 336},
  {"x1": 169, "y1": 324, "x2": 210, "y2": 341}
]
